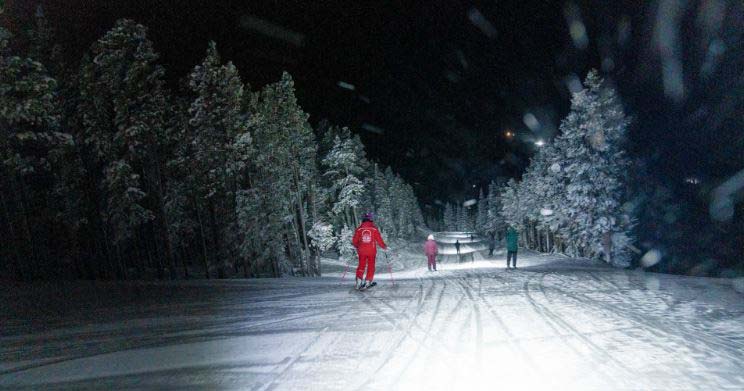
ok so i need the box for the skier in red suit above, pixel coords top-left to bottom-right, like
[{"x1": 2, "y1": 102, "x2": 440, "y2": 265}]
[{"x1": 352, "y1": 212, "x2": 387, "y2": 290}]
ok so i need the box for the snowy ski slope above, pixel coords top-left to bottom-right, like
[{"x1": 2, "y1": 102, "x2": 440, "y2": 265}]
[{"x1": 1, "y1": 232, "x2": 743, "y2": 390}]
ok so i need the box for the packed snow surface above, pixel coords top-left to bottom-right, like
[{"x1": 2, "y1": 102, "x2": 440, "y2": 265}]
[{"x1": 1, "y1": 233, "x2": 743, "y2": 390}]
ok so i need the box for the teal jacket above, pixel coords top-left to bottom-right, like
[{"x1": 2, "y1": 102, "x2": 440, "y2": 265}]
[{"x1": 506, "y1": 228, "x2": 518, "y2": 251}]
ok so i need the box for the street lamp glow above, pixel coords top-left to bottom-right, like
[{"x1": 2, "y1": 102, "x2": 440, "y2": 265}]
[{"x1": 535, "y1": 139, "x2": 545, "y2": 147}]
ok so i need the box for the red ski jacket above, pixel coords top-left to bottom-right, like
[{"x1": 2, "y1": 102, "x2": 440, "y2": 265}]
[
  {"x1": 424, "y1": 239, "x2": 438, "y2": 256},
  {"x1": 352, "y1": 221, "x2": 387, "y2": 255}
]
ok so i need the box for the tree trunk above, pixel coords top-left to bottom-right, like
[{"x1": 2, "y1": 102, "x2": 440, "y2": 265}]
[
  {"x1": 16, "y1": 177, "x2": 38, "y2": 279},
  {"x1": 208, "y1": 200, "x2": 225, "y2": 279},
  {"x1": 602, "y1": 231, "x2": 613, "y2": 265},
  {"x1": 150, "y1": 222, "x2": 166, "y2": 280},
  {"x1": 38, "y1": 192, "x2": 53, "y2": 276},
  {"x1": 309, "y1": 183, "x2": 319, "y2": 223},
  {"x1": 114, "y1": 242, "x2": 127, "y2": 280},
  {"x1": 308, "y1": 183, "x2": 320, "y2": 275},
  {"x1": 296, "y1": 201, "x2": 310, "y2": 275},
  {"x1": 0, "y1": 188, "x2": 24, "y2": 280},
  {"x1": 292, "y1": 168, "x2": 311, "y2": 275},
  {"x1": 101, "y1": 224, "x2": 115, "y2": 280},
  {"x1": 195, "y1": 201, "x2": 211, "y2": 279},
  {"x1": 153, "y1": 160, "x2": 177, "y2": 279},
  {"x1": 144, "y1": 236, "x2": 155, "y2": 278},
  {"x1": 316, "y1": 251, "x2": 322, "y2": 276},
  {"x1": 292, "y1": 218, "x2": 307, "y2": 276},
  {"x1": 133, "y1": 228, "x2": 145, "y2": 279},
  {"x1": 180, "y1": 242, "x2": 190, "y2": 279},
  {"x1": 242, "y1": 254, "x2": 251, "y2": 278}
]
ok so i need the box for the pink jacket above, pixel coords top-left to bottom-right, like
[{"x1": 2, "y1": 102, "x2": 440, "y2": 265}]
[{"x1": 424, "y1": 240, "x2": 438, "y2": 256}]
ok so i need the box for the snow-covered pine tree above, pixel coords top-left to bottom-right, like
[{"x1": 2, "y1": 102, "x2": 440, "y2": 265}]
[
  {"x1": 26, "y1": 5, "x2": 64, "y2": 79},
  {"x1": 314, "y1": 124, "x2": 343, "y2": 224},
  {"x1": 500, "y1": 179, "x2": 525, "y2": 230},
  {"x1": 476, "y1": 188, "x2": 488, "y2": 233},
  {"x1": 469, "y1": 204, "x2": 476, "y2": 232},
  {"x1": 244, "y1": 79, "x2": 296, "y2": 276},
  {"x1": 371, "y1": 164, "x2": 395, "y2": 237},
  {"x1": 307, "y1": 220, "x2": 336, "y2": 275},
  {"x1": 259, "y1": 72, "x2": 318, "y2": 275},
  {"x1": 386, "y1": 172, "x2": 401, "y2": 237},
  {"x1": 382, "y1": 166, "x2": 400, "y2": 236},
  {"x1": 551, "y1": 70, "x2": 633, "y2": 265},
  {"x1": 390, "y1": 175, "x2": 408, "y2": 238},
  {"x1": 486, "y1": 181, "x2": 504, "y2": 235},
  {"x1": 523, "y1": 142, "x2": 564, "y2": 252},
  {"x1": 0, "y1": 26, "x2": 69, "y2": 279},
  {"x1": 407, "y1": 183, "x2": 425, "y2": 232},
  {"x1": 399, "y1": 181, "x2": 419, "y2": 238},
  {"x1": 76, "y1": 19, "x2": 176, "y2": 279},
  {"x1": 160, "y1": 95, "x2": 199, "y2": 278},
  {"x1": 323, "y1": 134, "x2": 366, "y2": 230},
  {"x1": 337, "y1": 225, "x2": 356, "y2": 264},
  {"x1": 26, "y1": 7, "x2": 90, "y2": 271},
  {"x1": 448, "y1": 202, "x2": 456, "y2": 231},
  {"x1": 516, "y1": 151, "x2": 547, "y2": 250},
  {"x1": 385, "y1": 171, "x2": 419, "y2": 239},
  {"x1": 443, "y1": 203, "x2": 455, "y2": 231},
  {"x1": 185, "y1": 41, "x2": 248, "y2": 277},
  {"x1": 0, "y1": 26, "x2": 59, "y2": 180},
  {"x1": 457, "y1": 204, "x2": 468, "y2": 231}
]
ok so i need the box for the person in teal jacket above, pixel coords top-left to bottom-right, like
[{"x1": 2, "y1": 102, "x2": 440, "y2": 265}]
[{"x1": 506, "y1": 226, "x2": 519, "y2": 268}]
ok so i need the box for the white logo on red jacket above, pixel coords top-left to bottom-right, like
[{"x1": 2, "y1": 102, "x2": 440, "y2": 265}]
[{"x1": 361, "y1": 229, "x2": 372, "y2": 244}]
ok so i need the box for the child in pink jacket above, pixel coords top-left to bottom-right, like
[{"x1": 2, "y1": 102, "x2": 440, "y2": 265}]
[{"x1": 424, "y1": 234, "x2": 438, "y2": 271}]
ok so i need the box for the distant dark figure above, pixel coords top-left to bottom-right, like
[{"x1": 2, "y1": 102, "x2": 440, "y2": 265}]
[
  {"x1": 470, "y1": 234, "x2": 474, "y2": 242},
  {"x1": 506, "y1": 226, "x2": 518, "y2": 269},
  {"x1": 488, "y1": 232, "x2": 496, "y2": 256},
  {"x1": 424, "y1": 234, "x2": 438, "y2": 271},
  {"x1": 455, "y1": 240, "x2": 461, "y2": 261}
]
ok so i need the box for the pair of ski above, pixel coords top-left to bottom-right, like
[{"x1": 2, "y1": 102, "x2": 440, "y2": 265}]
[{"x1": 356, "y1": 281, "x2": 377, "y2": 291}]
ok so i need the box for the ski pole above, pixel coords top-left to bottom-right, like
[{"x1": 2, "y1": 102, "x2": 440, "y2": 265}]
[
  {"x1": 385, "y1": 252, "x2": 395, "y2": 287},
  {"x1": 341, "y1": 261, "x2": 350, "y2": 280}
]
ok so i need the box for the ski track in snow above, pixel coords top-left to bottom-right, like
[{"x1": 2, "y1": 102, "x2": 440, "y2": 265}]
[{"x1": 1, "y1": 233, "x2": 744, "y2": 390}]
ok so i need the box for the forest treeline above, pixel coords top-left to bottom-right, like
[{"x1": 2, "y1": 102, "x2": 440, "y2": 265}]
[
  {"x1": 442, "y1": 71, "x2": 636, "y2": 267},
  {"x1": 0, "y1": 17, "x2": 424, "y2": 280},
  {"x1": 442, "y1": 70, "x2": 742, "y2": 276}
]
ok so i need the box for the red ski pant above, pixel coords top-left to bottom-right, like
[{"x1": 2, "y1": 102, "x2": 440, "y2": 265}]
[
  {"x1": 356, "y1": 252, "x2": 376, "y2": 281},
  {"x1": 427, "y1": 254, "x2": 436, "y2": 269}
]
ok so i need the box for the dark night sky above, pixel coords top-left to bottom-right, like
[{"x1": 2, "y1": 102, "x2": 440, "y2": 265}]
[{"x1": 6, "y1": 0, "x2": 744, "y2": 209}]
